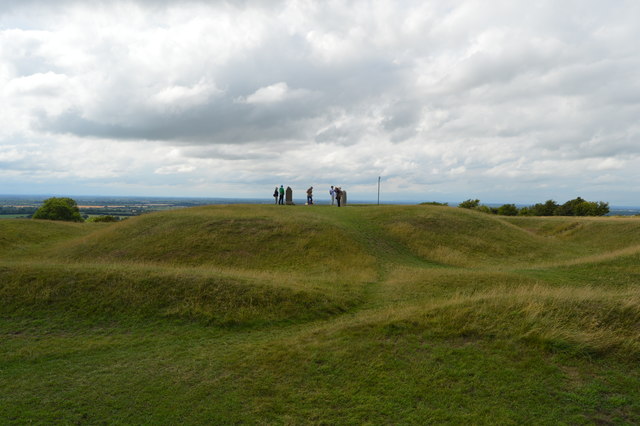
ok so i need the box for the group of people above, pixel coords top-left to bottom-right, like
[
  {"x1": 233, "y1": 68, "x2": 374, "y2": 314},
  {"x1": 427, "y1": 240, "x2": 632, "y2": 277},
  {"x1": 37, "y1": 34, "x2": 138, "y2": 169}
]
[
  {"x1": 272, "y1": 185, "x2": 345, "y2": 207},
  {"x1": 274, "y1": 185, "x2": 285, "y2": 205},
  {"x1": 329, "y1": 185, "x2": 345, "y2": 207}
]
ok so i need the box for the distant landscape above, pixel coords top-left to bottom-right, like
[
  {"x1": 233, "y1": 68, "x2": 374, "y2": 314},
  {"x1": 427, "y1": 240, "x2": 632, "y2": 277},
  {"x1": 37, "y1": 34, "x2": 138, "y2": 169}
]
[
  {"x1": 1, "y1": 203, "x2": 639, "y2": 423},
  {"x1": 2, "y1": 194, "x2": 640, "y2": 219}
]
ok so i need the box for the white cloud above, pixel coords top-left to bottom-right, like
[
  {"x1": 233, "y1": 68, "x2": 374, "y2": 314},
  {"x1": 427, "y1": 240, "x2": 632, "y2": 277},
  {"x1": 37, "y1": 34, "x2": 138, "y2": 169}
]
[
  {"x1": 151, "y1": 81, "x2": 220, "y2": 112},
  {"x1": 154, "y1": 164, "x2": 196, "y2": 175},
  {"x1": 238, "y1": 82, "x2": 310, "y2": 105},
  {"x1": 1, "y1": 0, "x2": 640, "y2": 204},
  {"x1": 5, "y1": 72, "x2": 69, "y2": 96}
]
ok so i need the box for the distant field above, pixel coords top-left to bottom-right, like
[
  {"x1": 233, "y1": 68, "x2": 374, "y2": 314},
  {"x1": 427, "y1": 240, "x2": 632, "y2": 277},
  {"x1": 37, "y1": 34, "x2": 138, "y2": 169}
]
[
  {"x1": 0, "y1": 214, "x2": 30, "y2": 219},
  {"x1": 1, "y1": 204, "x2": 639, "y2": 423}
]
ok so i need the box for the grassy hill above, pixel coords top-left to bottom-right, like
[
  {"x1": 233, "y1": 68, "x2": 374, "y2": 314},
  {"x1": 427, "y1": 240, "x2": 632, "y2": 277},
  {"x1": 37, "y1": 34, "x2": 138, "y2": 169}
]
[{"x1": 1, "y1": 204, "x2": 639, "y2": 423}]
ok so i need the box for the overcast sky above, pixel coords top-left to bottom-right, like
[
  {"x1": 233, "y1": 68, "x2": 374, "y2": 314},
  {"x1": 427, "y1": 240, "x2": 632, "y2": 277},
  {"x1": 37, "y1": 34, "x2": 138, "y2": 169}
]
[{"x1": 2, "y1": 0, "x2": 640, "y2": 204}]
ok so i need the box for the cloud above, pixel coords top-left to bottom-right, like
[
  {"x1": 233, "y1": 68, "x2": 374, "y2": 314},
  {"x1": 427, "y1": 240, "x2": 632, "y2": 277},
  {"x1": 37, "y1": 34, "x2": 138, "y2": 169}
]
[
  {"x1": 151, "y1": 81, "x2": 220, "y2": 112},
  {"x1": 240, "y1": 82, "x2": 291, "y2": 104},
  {"x1": 2, "y1": 0, "x2": 640, "y2": 204},
  {"x1": 154, "y1": 164, "x2": 196, "y2": 175}
]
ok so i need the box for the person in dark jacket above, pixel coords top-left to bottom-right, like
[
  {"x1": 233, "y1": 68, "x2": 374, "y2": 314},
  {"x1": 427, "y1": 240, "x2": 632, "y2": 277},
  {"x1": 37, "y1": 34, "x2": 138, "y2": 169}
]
[
  {"x1": 306, "y1": 186, "x2": 313, "y2": 205},
  {"x1": 273, "y1": 187, "x2": 279, "y2": 204},
  {"x1": 278, "y1": 185, "x2": 285, "y2": 205}
]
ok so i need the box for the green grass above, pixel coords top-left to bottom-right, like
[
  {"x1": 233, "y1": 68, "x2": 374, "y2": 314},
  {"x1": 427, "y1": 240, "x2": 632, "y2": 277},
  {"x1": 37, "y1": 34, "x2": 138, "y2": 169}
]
[
  {"x1": 1, "y1": 204, "x2": 640, "y2": 423},
  {"x1": 0, "y1": 214, "x2": 31, "y2": 219}
]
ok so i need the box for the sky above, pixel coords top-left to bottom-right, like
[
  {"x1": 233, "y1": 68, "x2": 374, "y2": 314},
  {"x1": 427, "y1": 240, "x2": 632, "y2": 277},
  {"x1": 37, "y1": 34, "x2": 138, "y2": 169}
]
[{"x1": 1, "y1": 0, "x2": 640, "y2": 205}]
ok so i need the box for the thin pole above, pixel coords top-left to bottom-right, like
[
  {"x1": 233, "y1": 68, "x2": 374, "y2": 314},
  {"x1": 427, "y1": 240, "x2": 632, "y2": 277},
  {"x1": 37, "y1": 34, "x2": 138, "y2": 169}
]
[{"x1": 377, "y1": 176, "x2": 381, "y2": 205}]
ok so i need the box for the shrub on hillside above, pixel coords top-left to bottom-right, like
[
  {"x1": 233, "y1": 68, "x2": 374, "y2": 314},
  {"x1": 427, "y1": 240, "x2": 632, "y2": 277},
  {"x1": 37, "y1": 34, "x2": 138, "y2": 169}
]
[
  {"x1": 88, "y1": 215, "x2": 120, "y2": 223},
  {"x1": 32, "y1": 197, "x2": 84, "y2": 222},
  {"x1": 497, "y1": 204, "x2": 519, "y2": 216},
  {"x1": 555, "y1": 197, "x2": 609, "y2": 216},
  {"x1": 475, "y1": 205, "x2": 497, "y2": 214},
  {"x1": 457, "y1": 200, "x2": 497, "y2": 214},
  {"x1": 420, "y1": 201, "x2": 449, "y2": 206},
  {"x1": 461, "y1": 197, "x2": 610, "y2": 217},
  {"x1": 458, "y1": 199, "x2": 480, "y2": 209},
  {"x1": 530, "y1": 200, "x2": 559, "y2": 216}
]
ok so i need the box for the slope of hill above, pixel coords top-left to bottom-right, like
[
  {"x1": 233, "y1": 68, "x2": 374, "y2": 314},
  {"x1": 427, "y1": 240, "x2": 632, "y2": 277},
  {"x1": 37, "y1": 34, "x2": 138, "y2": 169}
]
[
  {"x1": 1, "y1": 204, "x2": 639, "y2": 423},
  {"x1": 0, "y1": 219, "x2": 89, "y2": 258}
]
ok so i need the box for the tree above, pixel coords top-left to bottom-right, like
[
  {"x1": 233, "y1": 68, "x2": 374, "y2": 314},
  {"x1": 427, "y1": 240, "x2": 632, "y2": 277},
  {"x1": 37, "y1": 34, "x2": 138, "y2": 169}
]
[
  {"x1": 555, "y1": 197, "x2": 586, "y2": 216},
  {"x1": 458, "y1": 199, "x2": 480, "y2": 209},
  {"x1": 554, "y1": 197, "x2": 609, "y2": 216},
  {"x1": 497, "y1": 204, "x2": 519, "y2": 216},
  {"x1": 32, "y1": 197, "x2": 84, "y2": 222},
  {"x1": 594, "y1": 201, "x2": 610, "y2": 216},
  {"x1": 530, "y1": 200, "x2": 558, "y2": 216},
  {"x1": 475, "y1": 205, "x2": 497, "y2": 214},
  {"x1": 518, "y1": 206, "x2": 532, "y2": 216}
]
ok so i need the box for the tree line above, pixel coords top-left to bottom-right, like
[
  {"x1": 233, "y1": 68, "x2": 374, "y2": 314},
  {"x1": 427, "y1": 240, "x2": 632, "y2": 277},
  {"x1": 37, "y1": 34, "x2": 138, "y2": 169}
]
[
  {"x1": 458, "y1": 197, "x2": 609, "y2": 216},
  {"x1": 0, "y1": 206, "x2": 38, "y2": 215}
]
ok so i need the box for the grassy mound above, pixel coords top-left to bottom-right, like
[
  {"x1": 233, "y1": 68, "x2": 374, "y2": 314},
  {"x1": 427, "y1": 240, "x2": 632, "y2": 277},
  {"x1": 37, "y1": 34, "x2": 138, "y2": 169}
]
[
  {"x1": 2, "y1": 204, "x2": 640, "y2": 423},
  {"x1": 505, "y1": 216, "x2": 640, "y2": 250},
  {"x1": 1, "y1": 206, "x2": 378, "y2": 327},
  {"x1": 0, "y1": 262, "x2": 361, "y2": 327},
  {"x1": 377, "y1": 286, "x2": 640, "y2": 360},
  {"x1": 0, "y1": 219, "x2": 89, "y2": 258},
  {"x1": 216, "y1": 290, "x2": 640, "y2": 423},
  {"x1": 48, "y1": 205, "x2": 377, "y2": 277},
  {"x1": 340, "y1": 206, "x2": 580, "y2": 266}
]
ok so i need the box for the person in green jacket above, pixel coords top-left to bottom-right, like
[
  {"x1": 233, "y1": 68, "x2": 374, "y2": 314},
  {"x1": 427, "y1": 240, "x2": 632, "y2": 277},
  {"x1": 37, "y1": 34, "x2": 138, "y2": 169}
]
[{"x1": 278, "y1": 185, "x2": 285, "y2": 205}]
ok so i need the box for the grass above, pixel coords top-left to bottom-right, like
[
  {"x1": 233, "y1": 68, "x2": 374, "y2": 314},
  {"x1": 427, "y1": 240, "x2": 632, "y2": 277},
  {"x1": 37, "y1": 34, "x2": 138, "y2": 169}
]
[{"x1": 1, "y1": 204, "x2": 640, "y2": 423}]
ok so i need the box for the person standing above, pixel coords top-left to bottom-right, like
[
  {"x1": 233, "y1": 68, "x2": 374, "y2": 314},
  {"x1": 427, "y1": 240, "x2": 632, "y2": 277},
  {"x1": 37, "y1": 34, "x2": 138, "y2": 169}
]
[
  {"x1": 278, "y1": 185, "x2": 285, "y2": 205},
  {"x1": 335, "y1": 187, "x2": 342, "y2": 207},
  {"x1": 306, "y1": 186, "x2": 313, "y2": 205},
  {"x1": 329, "y1": 186, "x2": 335, "y2": 206},
  {"x1": 273, "y1": 187, "x2": 279, "y2": 204}
]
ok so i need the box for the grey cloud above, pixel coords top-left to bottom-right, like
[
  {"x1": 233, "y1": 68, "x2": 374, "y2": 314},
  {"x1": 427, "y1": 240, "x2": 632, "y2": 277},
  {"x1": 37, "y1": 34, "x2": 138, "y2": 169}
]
[
  {"x1": 181, "y1": 146, "x2": 274, "y2": 161},
  {"x1": 42, "y1": 99, "x2": 320, "y2": 143},
  {"x1": 4, "y1": 0, "x2": 640, "y2": 203},
  {"x1": 314, "y1": 125, "x2": 359, "y2": 146},
  {"x1": 36, "y1": 44, "x2": 408, "y2": 145},
  {"x1": 7, "y1": 0, "x2": 414, "y2": 145}
]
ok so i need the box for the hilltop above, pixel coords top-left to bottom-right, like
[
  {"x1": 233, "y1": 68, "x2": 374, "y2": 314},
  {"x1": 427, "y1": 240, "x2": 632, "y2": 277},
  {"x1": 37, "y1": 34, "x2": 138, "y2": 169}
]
[{"x1": 1, "y1": 204, "x2": 639, "y2": 423}]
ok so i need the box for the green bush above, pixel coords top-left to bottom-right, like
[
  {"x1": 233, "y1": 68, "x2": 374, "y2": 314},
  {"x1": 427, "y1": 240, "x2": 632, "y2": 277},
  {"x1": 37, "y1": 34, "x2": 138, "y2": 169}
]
[
  {"x1": 458, "y1": 199, "x2": 480, "y2": 209},
  {"x1": 531, "y1": 200, "x2": 559, "y2": 216},
  {"x1": 555, "y1": 197, "x2": 609, "y2": 216},
  {"x1": 32, "y1": 197, "x2": 84, "y2": 222},
  {"x1": 88, "y1": 215, "x2": 120, "y2": 223},
  {"x1": 420, "y1": 201, "x2": 448, "y2": 206},
  {"x1": 475, "y1": 205, "x2": 497, "y2": 214},
  {"x1": 497, "y1": 204, "x2": 519, "y2": 216}
]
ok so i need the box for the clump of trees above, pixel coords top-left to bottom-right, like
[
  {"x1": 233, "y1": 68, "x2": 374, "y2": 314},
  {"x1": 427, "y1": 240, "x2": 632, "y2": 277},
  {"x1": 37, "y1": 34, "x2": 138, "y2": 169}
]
[
  {"x1": 458, "y1": 199, "x2": 480, "y2": 209},
  {"x1": 32, "y1": 197, "x2": 84, "y2": 222},
  {"x1": 459, "y1": 197, "x2": 609, "y2": 217}
]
